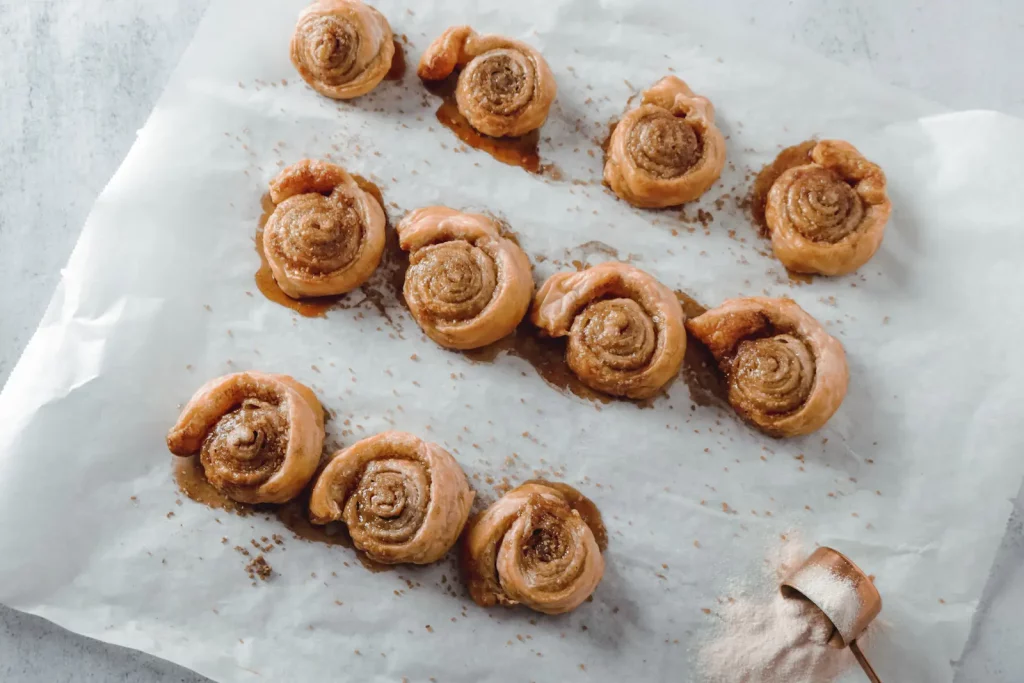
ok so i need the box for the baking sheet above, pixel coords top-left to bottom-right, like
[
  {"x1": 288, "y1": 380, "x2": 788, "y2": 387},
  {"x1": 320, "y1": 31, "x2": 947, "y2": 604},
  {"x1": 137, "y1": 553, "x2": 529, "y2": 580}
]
[{"x1": 1, "y1": 0, "x2": 1023, "y2": 680}]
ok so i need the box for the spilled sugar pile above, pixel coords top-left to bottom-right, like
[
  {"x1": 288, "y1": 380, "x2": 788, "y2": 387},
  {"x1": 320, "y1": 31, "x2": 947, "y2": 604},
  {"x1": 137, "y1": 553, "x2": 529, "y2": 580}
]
[{"x1": 696, "y1": 536, "x2": 864, "y2": 683}]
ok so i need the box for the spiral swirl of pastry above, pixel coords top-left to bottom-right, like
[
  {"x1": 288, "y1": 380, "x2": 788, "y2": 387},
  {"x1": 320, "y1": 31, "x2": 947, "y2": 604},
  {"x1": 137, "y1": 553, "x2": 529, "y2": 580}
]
[
  {"x1": 532, "y1": 262, "x2": 686, "y2": 399},
  {"x1": 397, "y1": 207, "x2": 533, "y2": 349},
  {"x1": 264, "y1": 159, "x2": 385, "y2": 298},
  {"x1": 604, "y1": 76, "x2": 726, "y2": 208},
  {"x1": 685, "y1": 297, "x2": 848, "y2": 437},
  {"x1": 309, "y1": 431, "x2": 474, "y2": 565},
  {"x1": 462, "y1": 481, "x2": 605, "y2": 615},
  {"x1": 290, "y1": 0, "x2": 395, "y2": 99},
  {"x1": 418, "y1": 26, "x2": 557, "y2": 138},
  {"x1": 166, "y1": 372, "x2": 324, "y2": 504},
  {"x1": 765, "y1": 140, "x2": 891, "y2": 275}
]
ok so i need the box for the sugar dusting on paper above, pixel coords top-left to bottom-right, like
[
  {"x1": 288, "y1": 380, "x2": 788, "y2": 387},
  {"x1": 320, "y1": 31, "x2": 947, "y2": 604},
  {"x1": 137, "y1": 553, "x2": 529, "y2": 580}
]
[{"x1": 696, "y1": 535, "x2": 858, "y2": 683}]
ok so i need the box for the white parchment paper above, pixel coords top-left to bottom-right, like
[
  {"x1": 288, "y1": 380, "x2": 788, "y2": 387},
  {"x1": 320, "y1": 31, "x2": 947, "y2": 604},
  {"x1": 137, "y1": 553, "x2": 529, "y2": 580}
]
[{"x1": 2, "y1": 0, "x2": 1023, "y2": 681}]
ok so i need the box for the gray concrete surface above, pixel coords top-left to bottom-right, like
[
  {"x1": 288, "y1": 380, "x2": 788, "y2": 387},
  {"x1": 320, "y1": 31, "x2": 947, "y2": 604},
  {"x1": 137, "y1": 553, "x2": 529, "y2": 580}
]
[{"x1": 1, "y1": 1, "x2": 1022, "y2": 680}]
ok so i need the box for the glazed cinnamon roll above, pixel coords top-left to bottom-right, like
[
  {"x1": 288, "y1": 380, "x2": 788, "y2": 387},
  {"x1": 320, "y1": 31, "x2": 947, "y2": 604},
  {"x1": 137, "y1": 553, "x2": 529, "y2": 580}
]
[
  {"x1": 309, "y1": 431, "x2": 474, "y2": 565},
  {"x1": 263, "y1": 159, "x2": 386, "y2": 298},
  {"x1": 290, "y1": 0, "x2": 395, "y2": 99},
  {"x1": 418, "y1": 26, "x2": 556, "y2": 138},
  {"x1": 685, "y1": 297, "x2": 848, "y2": 437},
  {"x1": 462, "y1": 481, "x2": 605, "y2": 615},
  {"x1": 604, "y1": 76, "x2": 726, "y2": 208},
  {"x1": 166, "y1": 372, "x2": 324, "y2": 504},
  {"x1": 532, "y1": 262, "x2": 686, "y2": 399},
  {"x1": 764, "y1": 140, "x2": 891, "y2": 275},
  {"x1": 397, "y1": 207, "x2": 533, "y2": 350}
]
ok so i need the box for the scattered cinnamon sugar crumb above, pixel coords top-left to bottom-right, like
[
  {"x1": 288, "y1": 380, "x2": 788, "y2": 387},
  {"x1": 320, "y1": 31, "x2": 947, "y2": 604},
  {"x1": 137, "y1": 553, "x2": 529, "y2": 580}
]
[{"x1": 246, "y1": 555, "x2": 272, "y2": 581}]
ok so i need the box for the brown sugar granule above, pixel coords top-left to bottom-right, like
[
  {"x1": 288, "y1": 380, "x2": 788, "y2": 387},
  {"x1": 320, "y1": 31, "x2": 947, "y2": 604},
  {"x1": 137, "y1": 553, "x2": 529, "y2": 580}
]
[{"x1": 246, "y1": 555, "x2": 272, "y2": 581}]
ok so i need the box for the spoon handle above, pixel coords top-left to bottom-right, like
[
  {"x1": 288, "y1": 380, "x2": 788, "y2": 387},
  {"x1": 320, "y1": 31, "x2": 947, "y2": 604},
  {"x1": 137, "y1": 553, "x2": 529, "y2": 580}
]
[{"x1": 849, "y1": 640, "x2": 882, "y2": 683}]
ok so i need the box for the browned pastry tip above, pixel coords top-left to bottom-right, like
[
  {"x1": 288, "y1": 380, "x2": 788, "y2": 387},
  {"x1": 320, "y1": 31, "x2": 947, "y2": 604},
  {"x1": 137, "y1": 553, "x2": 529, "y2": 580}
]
[
  {"x1": 685, "y1": 297, "x2": 848, "y2": 436},
  {"x1": 166, "y1": 372, "x2": 324, "y2": 504},
  {"x1": 604, "y1": 76, "x2": 726, "y2": 208},
  {"x1": 397, "y1": 207, "x2": 533, "y2": 349},
  {"x1": 418, "y1": 25, "x2": 556, "y2": 137},
  {"x1": 290, "y1": 0, "x2": 395, "y2": 99},
  {"x1": 309, "y1": 431, "x2": 474, "y2": 565},
  {"x1": 263, "y1": 159, "x2": 386, "y2": 299},
  {"x1": 462, "y1": 481, "x2": 605, "y2": 615},
  {"x1": 765, "y1": 140, "x2": 891, "y2": 275},
  {"x1": 532, "y1": 261, "x2": 686, "y2": 399}
]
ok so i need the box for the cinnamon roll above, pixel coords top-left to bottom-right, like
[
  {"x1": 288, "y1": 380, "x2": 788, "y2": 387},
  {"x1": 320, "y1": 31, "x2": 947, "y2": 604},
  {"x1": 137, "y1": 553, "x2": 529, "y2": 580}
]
[
  {"x1": 309, "y1": 431, "x2": 474, "y2": 565},
  {"x1": 290, "y1": 0, "x2": 395, "y2": 99},
  {"x1": 604, "y1": 76, "x2": 726, "y2": 208},
  {"x1": 263, "y1": 159, "x2": 386, "y2": 298},
  {"x1": 532, "y1": 262, "x2": 686, "y2": 399},
  {"x1": 418, "y1": 26, "x2": 556, "y2": 138},
  {"x1": 685, "y1": 297, "x2": 848, "y2": 437},
  {"x1": 462, "y1": 481, "x2": 605, "y2": 615},
  {"x1": 166, "y1": 372, "x2": 324, "y2": 504},
  {"x1": 765, "y1": 140, "x2": 891, "y2": 275},
  {"x1": 397, "y1": 207, "x2": 533, "y2": 350}
]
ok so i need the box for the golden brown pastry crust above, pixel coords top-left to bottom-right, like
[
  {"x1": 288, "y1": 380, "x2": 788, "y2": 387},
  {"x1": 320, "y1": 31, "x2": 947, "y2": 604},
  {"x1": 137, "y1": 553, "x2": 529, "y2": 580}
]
[
  {"x1": 309, "y1": 431, "x2": 474, "y2": 565},
  {"x1": 166, "y1": 372, "x2": 324, "y2": 504},
  {"x1": 604, "y1": 76, "x2": 726, "y2": 208},
  {"x1": 532, "y1": 262, "x2": 686, "y2": 399},
  {"x1": 418, "y1": 25, "x2": 556, "y2": 138},
  {"x1": 264, "y1": 159, "x2": 386, "y2": 298},
  {"x1": 685, "y1": 297, "x2": 848, "y2": 437},
  {"x1": 462, "y1": 481, "x2": 604, "y2": 615},
  {"x1": 397, "y1": 207, "x2": 534, "y2": 350},
  {"x1": 290, "y1": 0, "x2": 395, "y2": 100},
  {"x1": 765, "y1": 140, "x2": 891, "y2": 275}
]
